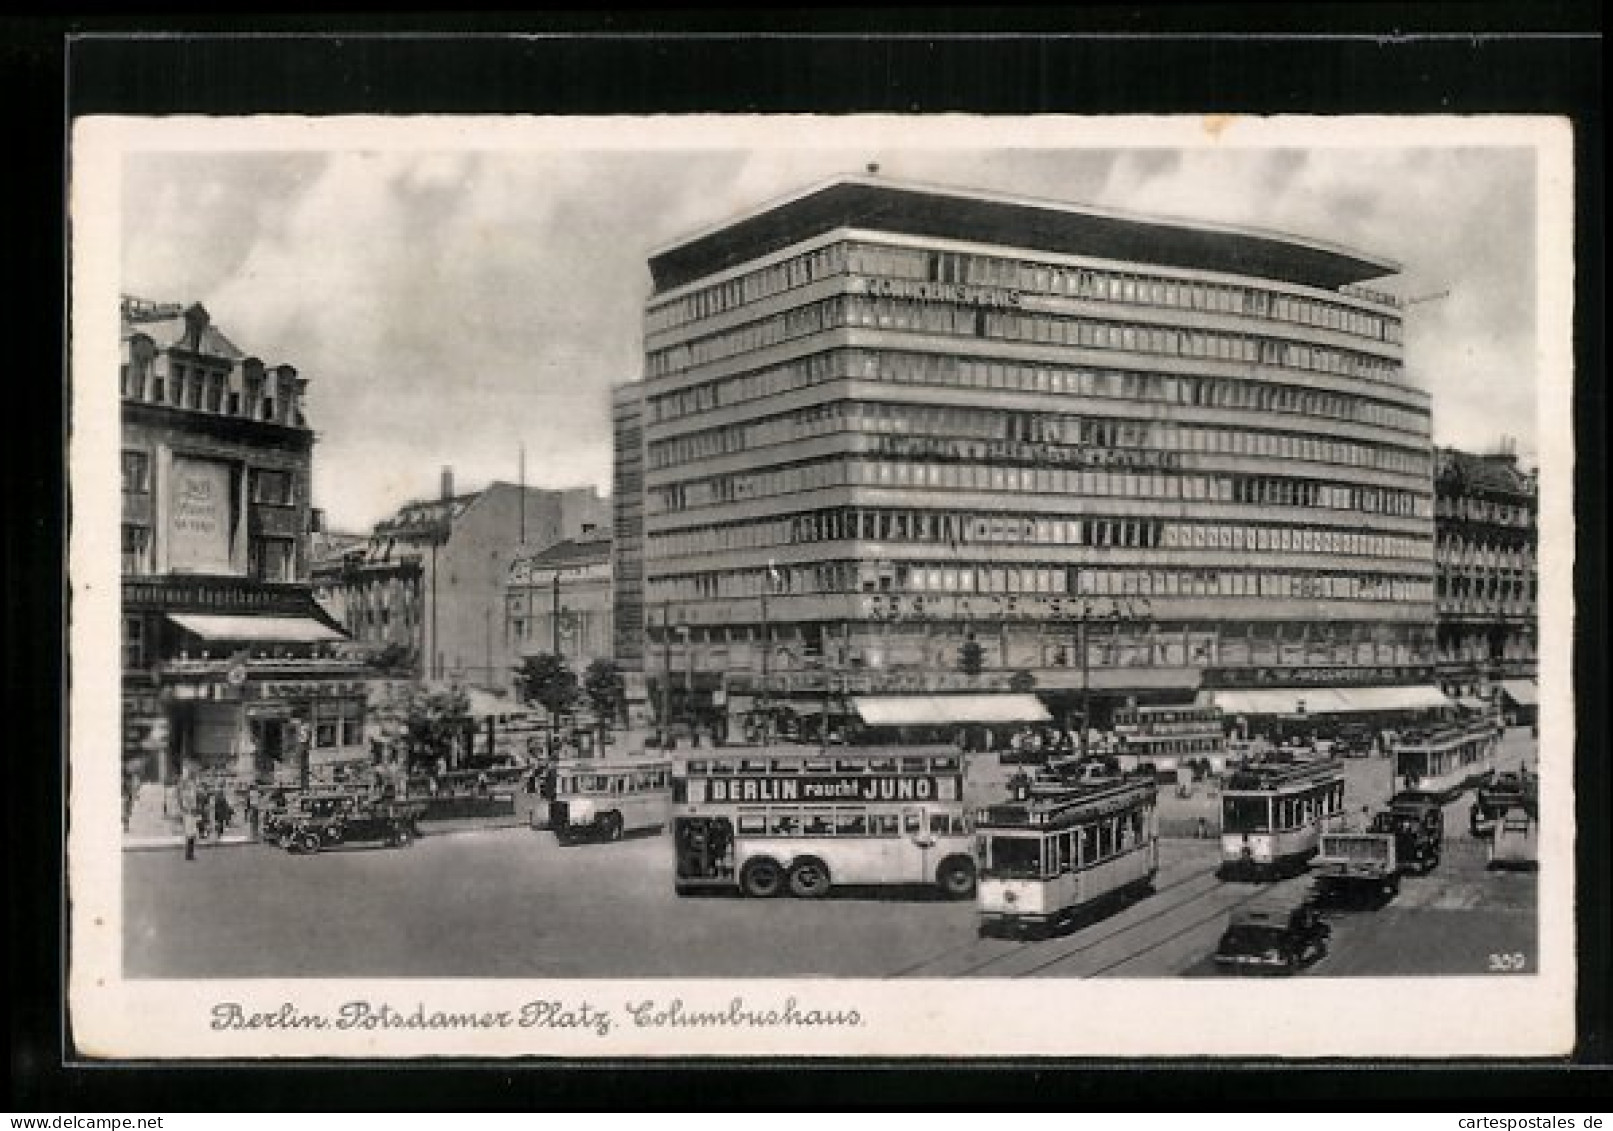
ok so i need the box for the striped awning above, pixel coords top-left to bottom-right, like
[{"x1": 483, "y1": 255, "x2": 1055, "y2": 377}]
[
  {"x1": 1500, "y1": 680, "x2": 1539, "y2": 707},
  {"x1": 853, "y1": 694, "x2": 1051, "y2": 727},
  {"x1": 1210, "y1": 685, "x2": 1452, "y2": 716},
  {"x1": 166, "y1": 613, "x2": 346, "y2": 643}
]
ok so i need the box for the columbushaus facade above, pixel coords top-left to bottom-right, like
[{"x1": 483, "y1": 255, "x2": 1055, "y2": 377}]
[{"x1": 632, "y1": 177, "x2": 1435, "y2": 733}]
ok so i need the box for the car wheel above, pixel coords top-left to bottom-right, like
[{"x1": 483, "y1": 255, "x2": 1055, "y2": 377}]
[
  {"x1": 740, "y1": 857, "x2": 785, "y2": 899},
  {"x1": 298, "y1": 831, "x2": 323, "y2": 855},
  {"x1": 787, "y1": 858, "x2": 832, "y2": 899},
  {"x1": 936, "y1": 855, "x2": 977, "y2": 899}
]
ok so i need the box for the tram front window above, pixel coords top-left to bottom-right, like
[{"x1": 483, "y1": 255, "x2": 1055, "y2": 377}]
[
  {"x1": 1398, "y1": 751, "x2": 1428, "y2": 780},
  {"x1": 1223, "y1": 796, "x2": 1271, "y2": 834},
  {"x1": 982, "y1": 835, "x2": 1046, "y2": 879}
]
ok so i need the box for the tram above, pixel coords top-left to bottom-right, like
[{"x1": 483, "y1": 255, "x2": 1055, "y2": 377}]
[
  {"x1": 1392, "y1": 718, "x2": 1500, "y2": 800},
  {"x1": 975, "y1": 772, "x2": 1160, "y2": 937},
  {"x1": 1218, "y1": 757, "x2": 1347, "y2": 879},
  {"x1": 1112, "y1": 704, "x2": 1228, "y2": 778}
]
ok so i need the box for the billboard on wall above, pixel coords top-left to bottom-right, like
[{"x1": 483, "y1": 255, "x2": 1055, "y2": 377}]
[{"x1": 168, "y1": 456, "x2": 235, "y2": 574}]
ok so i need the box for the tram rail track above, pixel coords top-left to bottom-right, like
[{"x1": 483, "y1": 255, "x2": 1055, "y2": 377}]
[{"x1": 892, "y1": 860, "x2": 1228, "y2": 977}]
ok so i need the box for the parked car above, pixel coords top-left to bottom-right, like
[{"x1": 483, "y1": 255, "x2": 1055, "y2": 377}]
[
  {"x1": 1214, "y1": 895, "x2": 1331, "y2": 974},
  {"x1": 278, "y1": 792, "x2": 424, "y2": 854}
]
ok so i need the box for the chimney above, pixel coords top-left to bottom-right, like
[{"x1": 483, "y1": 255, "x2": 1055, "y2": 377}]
[{"x1": 441, "y1": 466, "x2": 454, "y2": 501}]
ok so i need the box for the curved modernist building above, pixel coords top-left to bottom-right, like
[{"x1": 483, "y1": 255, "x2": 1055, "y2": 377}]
[{"x1": 627, "y1": 176, "x2": 1438, "y2": 732}]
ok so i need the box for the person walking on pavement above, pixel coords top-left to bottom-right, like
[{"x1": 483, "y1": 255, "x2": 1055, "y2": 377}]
[{"x1": 178, "y1": 772, "x2": 200, "y2": 860}]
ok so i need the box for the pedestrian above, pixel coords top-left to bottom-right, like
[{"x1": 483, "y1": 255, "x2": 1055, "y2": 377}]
[
  {"x1": 212, "y1": 787, "x2": 231, "y2": 839},
  {"x1": 178, "y1": 773, "x2": 200, "y2": 860},
  {"x1": 245, "y1": 781, "x2": 262, "y2": 840},
  {"x1": 1196, "y1": 815, "x2": 1209, "y2": 840}
]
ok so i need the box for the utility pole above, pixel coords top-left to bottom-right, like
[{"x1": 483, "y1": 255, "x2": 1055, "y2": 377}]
[
  {"x1": 551, "y1": 570, "x2": 561, "y2": 658},
  {"x1": 1078, "y1": 610, "x2": 1090, "y2": 762},
  {"x1": 661, "y1": 602, "x2": 673, "y2": 739}
]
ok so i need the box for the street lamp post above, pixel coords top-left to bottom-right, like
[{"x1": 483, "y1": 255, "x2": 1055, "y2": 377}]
[{"x1": 1068, "y1": 591, "x2": 1152, "y2": 763}]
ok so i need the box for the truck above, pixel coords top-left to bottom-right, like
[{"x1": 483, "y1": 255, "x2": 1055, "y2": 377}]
[
  {"x1": 1470, "y1": 768, "x2": 1538, "y2": 837},
  {"x1": 1310, "y1": 799, "x2": 1443, "y2": 900},
  {"x1": 1488, "y1": 806, "x2": 1538, "y2": 869}
]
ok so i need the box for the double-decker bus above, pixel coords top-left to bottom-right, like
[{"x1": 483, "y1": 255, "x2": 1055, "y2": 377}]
[
  {"x1": 1219, "y1": 757, "x2": 1347, "y2": 879},
  {"x1": 547, "y1": 755, "x2": 673, "y2": 844},
  {"x1": 670, "y1": 747, "x2": 975, "y2": 899},
  {"x1": 1112, "y1": 704, "x2": 1227, "y2": 778},
  {"x1": 975, "y1": 772, "x2": 1160, "y2": 937},
  {"x1": 1393, "y1": 719, "x2": 1500, "y2": 800}
]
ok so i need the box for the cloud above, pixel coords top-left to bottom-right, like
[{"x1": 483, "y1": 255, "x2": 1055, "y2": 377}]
[{"x1": 119, "y1": 139, "x2": 1544, "y2": 528}]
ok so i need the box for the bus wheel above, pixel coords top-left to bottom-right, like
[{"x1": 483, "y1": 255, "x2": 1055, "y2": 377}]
[
  {"x1": 787, "y1": 858, "x2": 832, "y2": 899},
  {"x1": 601, "y1": 812, "x2": 624, "y2": 842},
  {"x1": 740, "y1": 858, "x2": 785, "y2": 899},
  {"x1": 936, "y1": 856, "x2": 977, "y2": 899}
]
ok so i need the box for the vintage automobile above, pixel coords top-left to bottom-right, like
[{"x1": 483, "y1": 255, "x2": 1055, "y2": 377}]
[
  {"x1": 1213, "y1": 895, "x2": 1331, "y2": 974},
  {"x1": 275, "y1": 791, "x2": 424, "y2": 854},
  {"x1": 1488, "y1": 806, "x2": 1539, "y2": 870},
  {"x1": 1471, "y1": 768, "x2": 1538, "y2": 837}
]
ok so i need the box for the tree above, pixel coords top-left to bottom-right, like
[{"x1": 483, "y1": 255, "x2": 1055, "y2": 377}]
[
  {"x1": 958, "y1": 638, "x2": 985, "y2": 679},
  {"x1": 516, "y1": 653, "x2": 579, "y2": 740},
  {"x1": 583, "y1": 658, "x2": 627, "y2": 750},
  {"x1": 374, "y1": 683, "x2": 471, "y2": 771},
  {"x1": 1008, "y1": 669, "x2": 1038, "y2": 694}
]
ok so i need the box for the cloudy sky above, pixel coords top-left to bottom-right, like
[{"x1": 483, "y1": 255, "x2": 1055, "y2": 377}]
[{"x1": 110, "y1": 117, "x2": 1558, "y2": 533}]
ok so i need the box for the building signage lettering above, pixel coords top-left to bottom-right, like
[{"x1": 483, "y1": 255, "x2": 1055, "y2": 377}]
[
  {"x1": 872, "y1": 435, "x2": 1180, "y2": 470},
  {"x1": 704, "y1": 775, "x2": 952, "y2": 804},
  {"x1": 123, "y1": 581, "x2": 304, "y2": 612},
  {"x1": 857, "y1": 277, "x2": 1022, "y2": 308},
  {"x1": 257, "y1": 680, "x2": 366, "y2": 700},
  {"x1": 168, "y1": 457, "x2": 234, "y2": 574},
  {"x1": 1207, "y1": 665, "x2": 1434, "y2": 688}
]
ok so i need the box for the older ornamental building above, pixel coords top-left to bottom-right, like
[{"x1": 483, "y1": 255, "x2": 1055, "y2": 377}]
[
  {"x1": 120, "y1": 297, "x2": 363, "y2": 800},
  {"x1": 626, "y1": 176, "x2": 1438, "y2": 735},
  {"x1": 1433, "y1": 444, "x2": 1538, "y2": 722},
  {"x1": 311, "y1": 471, "x2": 610, "y2": 691}
]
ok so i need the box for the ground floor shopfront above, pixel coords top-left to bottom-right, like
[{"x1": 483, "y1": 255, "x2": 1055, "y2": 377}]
[{"x1": 122, "y1": 666, "x2": 376, "y2": 789}]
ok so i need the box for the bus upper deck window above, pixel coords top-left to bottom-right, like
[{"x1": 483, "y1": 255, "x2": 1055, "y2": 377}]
[
  {"x1": 687, "y1": 760, "x2": 708, "y2": 775},
  {"x1": 772, "y1": 759, "x2": 802, "y2": 773},
  {"x1": 867, "y1": 757, "x2": 897, "y2": 773},
  {"x1": 931, "y1": 755, "x2": 959, "y2": 771},
  {"x1": 833, "y1": 758, "x2": 864, "y2": 773},
  {"x1": 901, "y1": 756, "x2": 927, "y2": 774},
  {"x1": 835, "y1": 813, "x2": 868, "y2": 836},
  {"x1": 710, "y1": 760, "x2": 734, "y2": 775},
  {"x1": 741, "y1": 758, "x2": 769, "y2": 773}
]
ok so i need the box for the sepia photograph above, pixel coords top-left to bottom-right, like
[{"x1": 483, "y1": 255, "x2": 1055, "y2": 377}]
[{"x1": 67, "y1": 112, "x2": 1577, "y2": 1059}]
